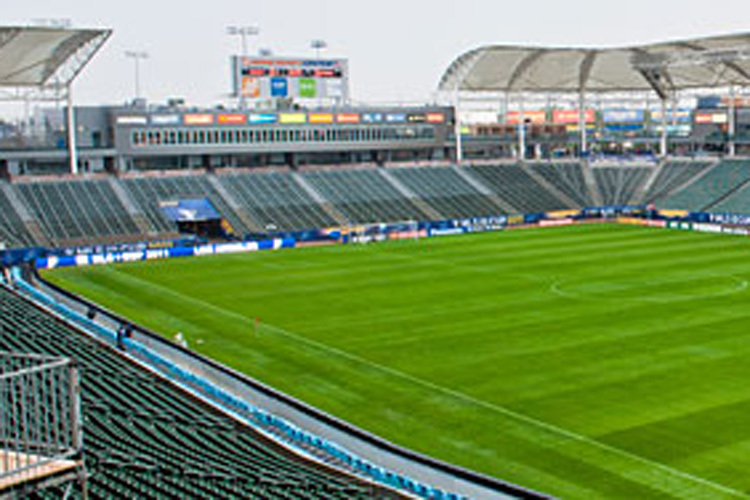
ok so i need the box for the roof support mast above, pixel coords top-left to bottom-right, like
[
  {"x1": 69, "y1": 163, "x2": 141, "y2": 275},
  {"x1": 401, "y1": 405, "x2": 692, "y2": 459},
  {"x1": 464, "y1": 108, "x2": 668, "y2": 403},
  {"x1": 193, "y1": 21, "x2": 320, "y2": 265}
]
[{"x1": 66, "y1": 84, "x2": 78, "y2": 174}]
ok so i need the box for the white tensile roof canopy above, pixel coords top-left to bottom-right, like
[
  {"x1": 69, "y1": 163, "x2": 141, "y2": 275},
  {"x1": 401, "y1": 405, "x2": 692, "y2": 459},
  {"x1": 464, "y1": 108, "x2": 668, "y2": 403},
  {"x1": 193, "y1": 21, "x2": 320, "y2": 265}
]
[
  {"x1": 0, "y1": 26, "x2": 111, "y2": 89},
  {"x1": 439, "y1": 33, "x2": 750, "y2": 98}
]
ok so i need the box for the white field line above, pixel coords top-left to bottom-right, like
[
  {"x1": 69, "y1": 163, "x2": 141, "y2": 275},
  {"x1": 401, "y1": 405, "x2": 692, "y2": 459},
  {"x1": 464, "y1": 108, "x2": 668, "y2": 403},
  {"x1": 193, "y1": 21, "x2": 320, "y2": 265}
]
[{"x1": 109, "y1": 267, "x2": 749, "y2": 498}]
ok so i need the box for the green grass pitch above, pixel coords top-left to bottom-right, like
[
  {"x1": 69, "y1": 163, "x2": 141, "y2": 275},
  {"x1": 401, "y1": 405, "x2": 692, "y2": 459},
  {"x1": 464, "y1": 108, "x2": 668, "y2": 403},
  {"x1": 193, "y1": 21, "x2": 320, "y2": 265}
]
[{"x1": 44, "y1": 224, "x2": 750, "y2": 498}]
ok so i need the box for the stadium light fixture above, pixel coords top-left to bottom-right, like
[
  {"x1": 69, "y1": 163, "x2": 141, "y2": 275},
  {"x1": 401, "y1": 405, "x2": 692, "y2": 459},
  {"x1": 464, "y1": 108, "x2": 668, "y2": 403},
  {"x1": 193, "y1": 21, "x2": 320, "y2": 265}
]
[
  {"x1": 227, "y1": 25, "x2": 260, "y2": 59},
  {"x1": 258, "y1": 47, "x2": 273, "y2": 57},
  {"x1": 226, "y1": 25, "x2": 260, "y2": 109},
  {"x1": 124, "y1": 51, "x2": 149, "y2": 101},
  {"x1": 311, "y1": 39, "x2": 327, "y2": 59}
]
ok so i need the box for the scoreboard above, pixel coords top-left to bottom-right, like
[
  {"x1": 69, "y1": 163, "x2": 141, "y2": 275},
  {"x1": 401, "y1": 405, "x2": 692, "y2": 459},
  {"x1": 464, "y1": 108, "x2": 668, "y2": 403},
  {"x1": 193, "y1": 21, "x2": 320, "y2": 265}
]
[{"x1": 232, "y1": 56, "x2": 349, "y2": 102}]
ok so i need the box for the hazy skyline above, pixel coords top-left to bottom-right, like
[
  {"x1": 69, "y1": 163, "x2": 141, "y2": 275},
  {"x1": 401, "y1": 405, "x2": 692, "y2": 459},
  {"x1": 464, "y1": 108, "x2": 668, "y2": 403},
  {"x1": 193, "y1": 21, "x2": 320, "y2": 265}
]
[{"x1": 4, "y1": 0, "x2": 750, "y2": 110}]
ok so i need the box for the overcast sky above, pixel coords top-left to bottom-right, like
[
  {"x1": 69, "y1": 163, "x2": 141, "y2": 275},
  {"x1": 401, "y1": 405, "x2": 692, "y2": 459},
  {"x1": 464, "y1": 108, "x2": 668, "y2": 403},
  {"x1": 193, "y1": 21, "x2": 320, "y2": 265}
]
[{"x1": 4, "y1": 0, "x2": 750, "y2": 109}]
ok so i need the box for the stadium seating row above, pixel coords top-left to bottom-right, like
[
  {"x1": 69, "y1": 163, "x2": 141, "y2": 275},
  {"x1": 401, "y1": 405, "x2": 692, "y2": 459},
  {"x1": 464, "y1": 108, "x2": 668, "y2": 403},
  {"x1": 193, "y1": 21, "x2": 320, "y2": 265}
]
[
  {"x1": 0, "y1": 285, "x2": 381, "y2": 498},
  {"x1": 1, "y1": 159, "x2": 748, "y2": 249}
]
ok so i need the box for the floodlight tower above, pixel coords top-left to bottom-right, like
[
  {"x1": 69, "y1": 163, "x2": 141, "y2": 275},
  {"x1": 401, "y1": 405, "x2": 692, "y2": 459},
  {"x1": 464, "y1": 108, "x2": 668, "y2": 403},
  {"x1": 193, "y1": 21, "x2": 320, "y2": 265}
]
[
  {"x1": 227, "y1": 25, "x2": 260, "y2": 109},
  {"x1": 311, "y1": 39, "x2": 327, "y2": 59},
  {"x1": 124, "y1": 51, "x2": 149, "y2": 101}
]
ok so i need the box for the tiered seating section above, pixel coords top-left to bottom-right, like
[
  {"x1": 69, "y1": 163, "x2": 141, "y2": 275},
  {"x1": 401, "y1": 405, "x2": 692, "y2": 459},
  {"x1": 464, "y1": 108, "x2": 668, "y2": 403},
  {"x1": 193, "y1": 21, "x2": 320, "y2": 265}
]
[
  {"x1": 528, "y1": 162, "x2": 591, "y2": 207},
  {"x1": 390, "y1": 166, "x2": 501, "y2": 219},
  {"x1": 2, "y1": 159, "x2": 750, "y2": 249},
  {"x1": 0, "y1": 184, "x2": 35, "y2": 248},
  {"x1": 660, "y1": 159, "x2": 750, "y2": 211},
  {"x1": 302, "y1": 168, "x2": 427, "y2": 223},
  {"x1": 15, "y1": 180, "x2": 140, "y2": 245},
  {"x1": 218, "y1": 171, "x2": 338, "y2": 231},
  {"x1": 465, "y1": 164, "x2": 568, "y2": 213},
  {"x1": 0, "y1": 286, "x2": 376, "y2": 498},
  {"x1": 591, "y1": 167, "x2": 653, "y2": 206}
]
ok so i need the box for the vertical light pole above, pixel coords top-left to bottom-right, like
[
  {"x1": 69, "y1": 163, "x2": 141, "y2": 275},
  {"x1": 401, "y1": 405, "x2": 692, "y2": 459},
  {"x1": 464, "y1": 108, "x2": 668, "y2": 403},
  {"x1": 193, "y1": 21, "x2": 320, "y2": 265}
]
[
  {"x1": 311, "y1": 39, "x2": 328, "y2": 59},
  {"x1": 124, "y1": 51, "x2": 149, "y2": 102},
  {"x1": 227, "y1": 25, "x2": 260, "y2": 109}
]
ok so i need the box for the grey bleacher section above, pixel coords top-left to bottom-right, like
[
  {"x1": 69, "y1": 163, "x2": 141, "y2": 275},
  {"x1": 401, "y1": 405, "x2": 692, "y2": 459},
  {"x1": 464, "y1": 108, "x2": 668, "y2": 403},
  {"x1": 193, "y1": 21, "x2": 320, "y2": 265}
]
[
  {"x1": 122, "y1": 175, "x2": 248, "y2": 235},
  {"x1": 660, "y1": 159, "x2": 750, "y2": 211},
  {"x1": 389, "y1": 166, "x2": 502, "y2": 219},
  {"x1": 527, "y1": 162, "x2": 592, "y2": 208},
  {"x1": 301, "y1": 168, "x2": 428, "y2": 223},
  {"x1": 207, "y1": 174, "x2": 264, "y2": 232},
  {"x1": 14, "y1": 180, "x2": 141, "y2": 245},
  {"x1": 217, "y1": 171, "x2": 340, "y2": 231},
  {"x1": 591, "y1": 167, "x2": 653, "y2": 206},
  {"x1": 464, "y1": 163, "x2": 568, "y2": 213},
  {"x1": 107, "y1": 177, "x2": 155, "y2": 235},
  {"x1": 643, "y1": 160, "x2": 716, "y2": 204},
  {"x1": 377, "y1": 168, "x2": 442, "y2": 220},
  {"x1": 291, "y1": 173, "x2": 349, "y2": 226},
  {"x1": 0, "y1": 181, "x2": 37, "y2": 248}
]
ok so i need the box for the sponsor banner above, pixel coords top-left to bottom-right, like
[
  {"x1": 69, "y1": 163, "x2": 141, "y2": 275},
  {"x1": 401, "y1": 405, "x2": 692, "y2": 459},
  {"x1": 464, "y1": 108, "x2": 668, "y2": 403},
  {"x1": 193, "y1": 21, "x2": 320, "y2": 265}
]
[
  {"x1": 602, "y1": 109, "x2": 644, "y2": 123},
  {"x1": 242, "y1": 77, "x2": 261, "y2": 98},
  {"x1": 539, "y1": 218, "x2": 574, "y2": 227},
  {"x1": 249, "y1": 113, "x2": 277, "y2": 124},
  {"x1": 553, "y1": 109, "x2": 595, "y2": 124},
  {"x1": 36, "y1": 238, "x2": 296, "y2": 269},
  {"x1": 693, "y1": 223, "x2": 723, "y2": 233},
  {"x1": 506, "y1": 110, "x2": 546, "y2": 124},
  {"x1": 218, "y1": 113, "x2": 246, "y2": 125},
  {"x1": 407, "y1": 114, "x2": 426, "y2": 123},
  {"x1": 722, "y1": 226, "x2": 750, "y2": 236},
  {"x1": 150, "y1": 114, "x2": 181, "y2": 125},
  {"x1": 507, "y1": 214, "x2": 525, "y2": 225},
  {"x1": 428, "y1": 227, "x2": 467, "y2": 237},
  {"x1": 546, "y1": 209, "x2": 581, "y2": 219},
  {"x1": 279, "y1": 113, "x2": 307, "y2": 124},
  {"x1": 388, "y1": 230, "x2": 428, "y2": 240},
  {"x1": 650, "y1": 108, "x2": 691, "y2": 123},
  {"x1": 667, "y1": 221, "x2": 694, "y2": 231},
  {"x1": 426, "y1": 112, "x2": 445, "y2": 123},
  {"x1": 325, "y1": 79, "x2": 344, "y2": 98},
  {"x1": 695, "y1": 111, "x2": 727, "y2": 124},
  {"x1": 386, "y1": 113, "x2": 406, "y2": 123},
  {"x1": 116, "y1": 115, "x2": 148, "y2": 125},
  {"x1": 299, "y1": 78, "x2": 317, "y2": 98},
  {"x1": 309, "y1": 113, "x2": 334, "y2": 124},
  {"x1": 618, "y1": 217, "x2": 668, "y2": 228},
  {"x1": 604, "y1": 123, "x2": 644, "y2": 132},
  {"x1": 271, "y1": 77, "x2": 289, "y2": 97},
  {"x1": 183, "y1": 113, "x2": 214, "y2": 125},
  {"x1": 711, "y1": 213, "x2": 750, "y2": 226},
  {"x1": 337, "y1": 113, "x2": 360, "y2": 123},
  {"x1": 658, "y1": 209, "x2": 690, "y2": 218},
  {"x1": 362, "y1": 112, "x2": 384, "y2": 123}
]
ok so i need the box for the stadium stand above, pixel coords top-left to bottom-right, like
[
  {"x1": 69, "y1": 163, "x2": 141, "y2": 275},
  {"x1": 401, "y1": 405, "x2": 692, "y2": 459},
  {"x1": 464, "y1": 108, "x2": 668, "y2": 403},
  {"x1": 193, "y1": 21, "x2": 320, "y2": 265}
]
[
  {"x1": 660, "y1": 159, "x2": 750, "y2": 211},
  {"x1": 702, "y1": 159, "x2": 750, "y2": 213},
  {"x1": 591, "y1": 167, "x2": 653, "y2": 206},
  {"x1": 389, "y1": 166, "x2": 502, "y2": 219},
  {"x1": 642, "y1": 160, "x2": 716, "y2": 204},
  {"x1": 121, "y1": 174, "x2": 249, "y2": 235},
  {"x1": 0, "y1": 284, "x2": 385, "y2": 499},
  {"x1": 527, "y1": 162, "x2": 591, "y2": 208},
  {"x1": 464, "y1": 164, "x2": 567, "y2": 213},
  {"x1": 301, "y1": 168, "x2": 428, "y2": 223},
  {"x1": 0, "y1": 182, "x2": 36, "y2": 248},
  {"x1": 14, "y1": 180, "x2": 141, "y2": 246},
  {"x1": 5, "y1": 159, "x2": 750, "y2": 250},
  {"x1": 217, "y1": 171, "x2": 339, "y2": 231}
]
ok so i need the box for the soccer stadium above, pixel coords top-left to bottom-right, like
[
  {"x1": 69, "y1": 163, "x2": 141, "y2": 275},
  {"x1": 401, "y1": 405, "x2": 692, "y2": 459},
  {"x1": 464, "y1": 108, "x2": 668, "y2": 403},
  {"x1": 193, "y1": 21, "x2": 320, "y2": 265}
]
[{"x1": 4, "y1": 15, "x2": 750, "y2": 500}]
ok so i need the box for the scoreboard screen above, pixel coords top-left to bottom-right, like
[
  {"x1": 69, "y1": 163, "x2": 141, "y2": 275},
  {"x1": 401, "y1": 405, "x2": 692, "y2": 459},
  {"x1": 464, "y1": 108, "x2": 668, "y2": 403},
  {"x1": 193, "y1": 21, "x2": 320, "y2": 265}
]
[{"x1": 232, "y1": 56, "x2": 349, "y2": 101}]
